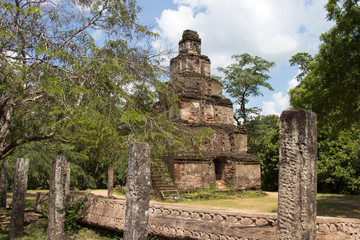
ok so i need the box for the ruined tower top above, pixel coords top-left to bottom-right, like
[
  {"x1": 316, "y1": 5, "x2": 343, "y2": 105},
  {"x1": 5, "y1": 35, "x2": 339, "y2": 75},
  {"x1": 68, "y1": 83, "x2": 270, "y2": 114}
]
[
  {"x1": 179, "y1": 30, "x2": 201, "y2": 55},
  {"x1": 169, "y1": 29, "x2": 235, "y2": 125},
  {"x1": 170, "y1": 30, "x2": 210, "y2": 77}
]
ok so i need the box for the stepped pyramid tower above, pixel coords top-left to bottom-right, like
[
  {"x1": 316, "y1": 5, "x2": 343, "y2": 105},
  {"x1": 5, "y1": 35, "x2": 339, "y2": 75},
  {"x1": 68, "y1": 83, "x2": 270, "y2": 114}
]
[{"x1": 164, "y1": 30, "x2": 261, "y2": 191}]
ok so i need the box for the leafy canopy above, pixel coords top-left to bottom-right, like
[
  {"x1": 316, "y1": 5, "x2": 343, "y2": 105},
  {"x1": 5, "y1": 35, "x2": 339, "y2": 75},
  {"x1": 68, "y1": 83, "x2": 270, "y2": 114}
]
[
  {"x1": 246, "y1": 115, "x2": 280, "y2": 191},
  {"x1": 217, "y1": 53, "x2": 275, "y2": 125},
  {"x1": 289, "y1": 0, "x2": 360, "y2": 130},
  {"x1": 0, "y1": 0, "x2": 187, "y2": 189}
]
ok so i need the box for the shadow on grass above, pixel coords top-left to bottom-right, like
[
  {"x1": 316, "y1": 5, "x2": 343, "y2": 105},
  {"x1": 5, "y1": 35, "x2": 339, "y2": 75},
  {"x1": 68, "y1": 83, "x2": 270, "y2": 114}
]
[{"x1": 317, "y1": 194, "x2": 360, "y2": 219}]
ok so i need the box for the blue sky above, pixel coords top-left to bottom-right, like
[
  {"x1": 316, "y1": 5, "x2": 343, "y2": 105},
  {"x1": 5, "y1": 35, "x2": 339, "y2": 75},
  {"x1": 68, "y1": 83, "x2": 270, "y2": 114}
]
[{"x1": 136, "y1": 0, "x2": 334, "y2": 116}]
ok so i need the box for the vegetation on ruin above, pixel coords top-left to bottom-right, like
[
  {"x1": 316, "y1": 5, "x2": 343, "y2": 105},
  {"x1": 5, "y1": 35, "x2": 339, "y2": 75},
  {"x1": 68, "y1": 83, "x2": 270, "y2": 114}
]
[
  {"x1": 0, "y1": 0, "x2": 358, "y2": 216},
  {"x1": 160, "y1": 188, "x2": 266, "y2": 202},
  {"x1": 217, "y1": 53, "x2": 275, "y2": 125}
]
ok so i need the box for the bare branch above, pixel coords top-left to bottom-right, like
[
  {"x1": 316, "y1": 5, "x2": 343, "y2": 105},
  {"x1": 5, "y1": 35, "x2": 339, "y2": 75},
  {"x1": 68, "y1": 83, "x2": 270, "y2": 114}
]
[{"x1": 60, "y1": 5, "x2": 108, "y2": 48}]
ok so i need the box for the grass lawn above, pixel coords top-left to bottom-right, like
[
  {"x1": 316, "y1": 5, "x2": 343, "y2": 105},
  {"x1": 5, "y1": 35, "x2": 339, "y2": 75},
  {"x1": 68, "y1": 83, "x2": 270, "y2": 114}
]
[
  {"x1": 169, "y1": 192, "x2": 278, "y2": 213},
  {"x1": 317, "y1": 193, "x2": 360, "y2": 219},
  {"x1": 168, "y1": 191, "x2": 360, "y2": 219}
]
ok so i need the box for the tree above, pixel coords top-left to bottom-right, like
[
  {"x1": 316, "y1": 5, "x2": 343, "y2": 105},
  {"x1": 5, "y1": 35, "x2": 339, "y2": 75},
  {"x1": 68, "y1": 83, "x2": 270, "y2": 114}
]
[
  {"x1": 317, "y1": 127, "x2": 360, "y2": 194},
  {"x1": 289, "y1": 0, "x2": 360, "y2": 130},
  {"x1": 0, "y1": 0, "x2": 190, "y2": 197},
  {"x1": 217, "y1": 54, "x2": 275, "y2": 125},
  {"x1": 0, "y1": 0, "x2": 160, "y2": 159},
  {"x1": 246, "y1": 115, "x2": 279, "y2": 191}
]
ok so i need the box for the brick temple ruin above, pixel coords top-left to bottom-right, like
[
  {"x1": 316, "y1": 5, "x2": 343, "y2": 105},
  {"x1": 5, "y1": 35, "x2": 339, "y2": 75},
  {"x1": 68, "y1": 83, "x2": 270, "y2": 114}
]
[{"x1": 159, "y1": 30, "x2": 261, "y2": 192}]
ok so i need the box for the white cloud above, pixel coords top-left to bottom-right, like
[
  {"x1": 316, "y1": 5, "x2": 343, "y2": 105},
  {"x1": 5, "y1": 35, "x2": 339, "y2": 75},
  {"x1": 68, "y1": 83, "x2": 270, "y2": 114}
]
[
  {"x1": 91, "y1": 30, "x2": 105, "y2": 45},
  {"x1": 288, "y1": 75, "x2": 300, "y2": 90},
  {"x1": 262, "y1": 91, "x2": 289, "y2": 115},
  {"x1": 155, "y1": 0, "x2": 333, "y2": 70},
  {"x1": 261, "y1": 71, "x2": 301, "y2": 116}
]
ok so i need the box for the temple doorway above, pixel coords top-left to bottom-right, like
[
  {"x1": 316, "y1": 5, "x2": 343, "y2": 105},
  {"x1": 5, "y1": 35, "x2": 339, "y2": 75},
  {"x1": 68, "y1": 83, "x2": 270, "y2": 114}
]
[{"x1": 213, "y1": 159, "x2": 226, "y2": 188}]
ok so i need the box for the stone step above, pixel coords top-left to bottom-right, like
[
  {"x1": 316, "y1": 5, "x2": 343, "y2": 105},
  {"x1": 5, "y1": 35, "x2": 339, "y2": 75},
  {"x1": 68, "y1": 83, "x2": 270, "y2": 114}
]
[
  {"x1": 151, "y1": 161, "x2": 179, "y2": 200},
  {"x1": 161, "y1": 190, "x2": 178, "y2": 193}
]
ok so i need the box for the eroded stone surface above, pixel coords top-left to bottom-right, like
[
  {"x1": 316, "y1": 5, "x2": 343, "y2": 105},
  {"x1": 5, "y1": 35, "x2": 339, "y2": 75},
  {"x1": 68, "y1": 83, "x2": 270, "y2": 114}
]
[
  {"x1": 9, "y1": 158, "x2": 30, "y2": 238},
  {"x1": 124, "y1": 142, "x2": 151, "y2": 240},
  {"x1": 277, "y1": 110, "x2": 318, "y2": 240},
  {"x1": 47, "y1": 156, "x2": 67, "y2": 240}
]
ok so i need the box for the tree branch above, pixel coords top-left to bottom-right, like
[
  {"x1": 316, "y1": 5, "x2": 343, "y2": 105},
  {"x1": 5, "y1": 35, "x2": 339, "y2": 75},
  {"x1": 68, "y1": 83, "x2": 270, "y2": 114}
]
[
  {"x1": 60, "y1": 5, "x2": 108, "y2": 48},
  {"x1": 0, "y1": 132, "x2": 74, "y2": 160}
]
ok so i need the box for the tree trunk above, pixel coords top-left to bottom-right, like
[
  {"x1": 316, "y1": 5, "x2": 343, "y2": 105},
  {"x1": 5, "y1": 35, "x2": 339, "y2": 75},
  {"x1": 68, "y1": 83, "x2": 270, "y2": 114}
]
[
  {"x1": 107, "y1": 165, "x2": 114, "y2": 198},
  {"x1": 0, "y1": 160, "x2": 8, "y2": 207}
]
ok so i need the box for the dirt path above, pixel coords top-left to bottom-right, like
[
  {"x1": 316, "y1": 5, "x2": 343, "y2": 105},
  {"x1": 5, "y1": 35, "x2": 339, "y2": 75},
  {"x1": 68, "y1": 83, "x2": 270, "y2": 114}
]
[{"x1": 90, "y1": 190, "x2": 126, "y2": 200}]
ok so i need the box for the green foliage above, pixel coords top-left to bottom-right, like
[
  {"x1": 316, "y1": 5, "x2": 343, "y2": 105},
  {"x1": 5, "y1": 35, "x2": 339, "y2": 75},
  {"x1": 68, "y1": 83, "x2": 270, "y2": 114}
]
[
  {"x1": 317, "y1": 128, "x2": 360, "y2": 194},
  {"x1": 64, "y1": 196, "x2": 86, "y2": 232},
  {"x1": 246, "y1": 115, "x2": 279, "y2": 191},
  {"x1": 217, "y1": 53, "x2": 275, "y2": 124},
  {"x1": 0, "y1": 0, "x2": 188, "y2": 191},
  {"x1": 246, "y1": 115, "x2": 360, "y2": 194},
  {"x1": 288, "y1": 0, "x2": 360, "y2": 194},
  {"x1": 289, "y1": 0, "x2": 360, "y2": 130},
  {"x1": 40, "y1": 196, "x2": 86, "y2": 231},
  {"x1": 0, "y1": 0, "x2": 167, "y2": 158}
]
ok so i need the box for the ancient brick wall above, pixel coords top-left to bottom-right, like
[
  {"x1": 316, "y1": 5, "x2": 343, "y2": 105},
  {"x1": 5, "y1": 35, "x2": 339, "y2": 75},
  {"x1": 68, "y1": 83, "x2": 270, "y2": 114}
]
[
  {"x1": 164, "y1": 30, "x2": 261, "y2": 191},
  {"x1": 232, "y1": 163, "x2": 261, "y2": 189},
  {"x1": 172, "y1": 161, "x2": 216, "y2": 191},
  {"x1": 63, "y1": 195, "x2": 360, "y2": 240},
  {"x1": 180, "y1": 100, "x2": 233, "y2": 125}
]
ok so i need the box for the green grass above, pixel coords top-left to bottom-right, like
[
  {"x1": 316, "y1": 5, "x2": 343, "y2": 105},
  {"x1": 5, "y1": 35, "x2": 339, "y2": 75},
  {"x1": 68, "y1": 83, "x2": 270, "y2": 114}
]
[
  {"x1": 317, "y1": 193, "x2": 360, "y2": 219},
  {"x1": 170, "y1": 192, "x2": 360, "y2": 218},
  {"x1": 171, "y1": 191, "x2": 278, "y2": 213}
]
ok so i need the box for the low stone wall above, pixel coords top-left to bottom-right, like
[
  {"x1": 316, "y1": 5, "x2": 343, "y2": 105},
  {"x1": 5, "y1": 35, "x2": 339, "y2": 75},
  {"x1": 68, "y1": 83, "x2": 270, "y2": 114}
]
[{"x1": 65, "y1": 195, "x2": 360, "y2": 240}]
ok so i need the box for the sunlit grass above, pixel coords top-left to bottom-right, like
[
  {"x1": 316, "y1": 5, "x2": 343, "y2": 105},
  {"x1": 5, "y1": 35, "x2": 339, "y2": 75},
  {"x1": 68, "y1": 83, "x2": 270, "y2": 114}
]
[
  {"x1": 172, "y1": 191, "x2": 278, "y2": 213},
  {"x1": 170, "y1": 192, "x2": 360, "y2": 218}
]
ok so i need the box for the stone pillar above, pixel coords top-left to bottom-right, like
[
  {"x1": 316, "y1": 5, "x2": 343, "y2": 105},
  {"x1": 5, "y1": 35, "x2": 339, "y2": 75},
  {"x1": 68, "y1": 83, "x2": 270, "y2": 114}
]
[
  {"x1": 47, "y1": 156, "x2": 67, "y2": 240},
  {"x1": 277, "y1": 110, "x2": 317, "y2": 240},
  {"x1": 0, "y1": 159, "x2": 8, "y2": 207},
  {"x1": 9, "y1": 158, "x2": 30, "y2": 238},
  {"x1": 124, "y1": 142, "x2": 151, "y2": 240},
  {"x1": 65, "y1": 162, "x2": 70, "y2": 195},
  {"x1": 107, "y1": 165, "x2": 114, "y2": 198}
]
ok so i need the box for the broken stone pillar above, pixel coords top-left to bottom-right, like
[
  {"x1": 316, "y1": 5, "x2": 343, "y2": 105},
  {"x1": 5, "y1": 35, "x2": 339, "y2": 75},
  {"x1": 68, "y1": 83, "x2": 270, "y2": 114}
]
[
  {"x1": 65, "y1": 162, "x2": 70, "y2": 195},
  {"x1": 124, "y1": 142, "x2": 151, "y2": 240},
  {"x1": 107, "y1": 165, "x2": 114, "y2": 198},
  {"x1": 47, "y1": 156, "x2": 67, "y2": 240},
  {"x1": 0, "y1": 159, "x2": 8, "y2": 207},
  {"x1": 277, "y1": 110, "x2": 317, "y2": 240},
  {"x1": 9, "y1": 158, "x2": 30, "y2": 238}
]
